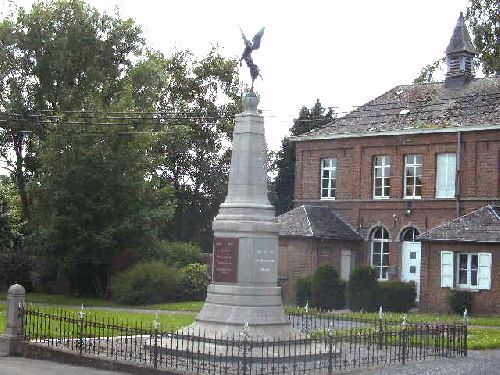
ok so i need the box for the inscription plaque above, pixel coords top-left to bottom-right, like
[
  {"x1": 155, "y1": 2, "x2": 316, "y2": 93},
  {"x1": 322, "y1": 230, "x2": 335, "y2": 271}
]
[{"x1": 213, "y1": 237, "x2": 239, "y2": 282}]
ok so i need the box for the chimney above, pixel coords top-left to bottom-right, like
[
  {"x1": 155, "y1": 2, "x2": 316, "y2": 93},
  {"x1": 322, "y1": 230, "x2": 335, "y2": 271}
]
[{"x1": 444, "y1": 12, "x2": 477, "y2": 88}]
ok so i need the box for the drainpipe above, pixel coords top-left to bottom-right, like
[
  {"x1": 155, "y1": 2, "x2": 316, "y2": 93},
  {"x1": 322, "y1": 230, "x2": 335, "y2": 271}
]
[{"x1": 455, "y1": 131, "x2": 462, "y2": 217}]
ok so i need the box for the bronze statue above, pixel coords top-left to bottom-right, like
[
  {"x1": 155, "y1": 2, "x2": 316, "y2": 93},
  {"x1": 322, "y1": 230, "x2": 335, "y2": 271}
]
[{"x1": 239, "y1": 27, "x2": 265, "y2": 91}]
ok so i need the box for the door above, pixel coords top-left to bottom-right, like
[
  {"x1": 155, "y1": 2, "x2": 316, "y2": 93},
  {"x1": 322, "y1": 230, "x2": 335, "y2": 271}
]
[{"x1": 401, "y1": 241, "x2": 421, "y2": 302}]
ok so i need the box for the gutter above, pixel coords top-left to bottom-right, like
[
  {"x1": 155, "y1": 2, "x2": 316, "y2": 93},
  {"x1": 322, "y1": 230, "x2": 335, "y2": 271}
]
[{"x1": 290, "y1": 123, "x2": 500, "y2": 142}]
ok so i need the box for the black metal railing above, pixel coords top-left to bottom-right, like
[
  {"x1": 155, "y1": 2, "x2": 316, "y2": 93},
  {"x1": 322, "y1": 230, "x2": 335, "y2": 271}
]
[{"x1": 19, "y1": 304, "x2": 467, "y2": 374}]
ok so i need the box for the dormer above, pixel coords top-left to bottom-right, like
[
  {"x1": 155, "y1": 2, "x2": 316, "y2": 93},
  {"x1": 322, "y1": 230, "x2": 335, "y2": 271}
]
[{"x1": 444, "y1": 12, "x2": 477, "y2": 88}]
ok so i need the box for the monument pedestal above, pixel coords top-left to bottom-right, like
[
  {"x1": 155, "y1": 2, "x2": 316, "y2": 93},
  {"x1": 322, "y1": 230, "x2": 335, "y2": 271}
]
[{"x1": 188, "y1": 93, "x2": 295, "y2": 339}]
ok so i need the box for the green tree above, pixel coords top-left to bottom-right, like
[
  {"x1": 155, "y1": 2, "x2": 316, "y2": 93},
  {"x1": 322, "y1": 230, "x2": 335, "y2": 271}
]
[
  {"x1": 413, "y1": 58, "x2": 445, "y2": 84},
  {"x1": 131, "y1": 49, "x2": 241, "y2": 249},
  {"x1": 414, "y1": 1, "x2": 499, "y2": 82},
  {"x1": 29, "y1": 112, "x2": 175, "y2": 297},
  {"x1": 465, "y1": 0, "x2": 499, "y2": 75},
  {"x1": 0, "y1": 0, "x2": 144, "y2": 220},
  {"x1": 271, "y1": 100, "x2": 334, "y2": 214}
]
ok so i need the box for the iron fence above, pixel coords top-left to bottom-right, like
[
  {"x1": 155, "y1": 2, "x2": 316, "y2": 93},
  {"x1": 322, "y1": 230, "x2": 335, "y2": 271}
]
[{"x1": 19, "y1": 304, "x2": 467, "y2": 374}]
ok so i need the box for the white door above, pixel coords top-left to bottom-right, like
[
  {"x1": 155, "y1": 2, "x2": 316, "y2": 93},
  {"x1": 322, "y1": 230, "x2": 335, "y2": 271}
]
[{"x1": 401, "y1": 241, "x2": 421, "y2": 302}]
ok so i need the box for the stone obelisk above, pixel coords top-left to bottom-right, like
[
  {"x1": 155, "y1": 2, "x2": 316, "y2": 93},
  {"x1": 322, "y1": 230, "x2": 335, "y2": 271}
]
[{"x1": 192, "y1": 92, "x2": 292, "y2": 339}]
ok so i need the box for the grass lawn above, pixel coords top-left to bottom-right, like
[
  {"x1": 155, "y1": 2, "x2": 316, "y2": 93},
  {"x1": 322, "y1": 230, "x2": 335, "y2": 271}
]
[
  {"x1": 0, "y1": 304, "x2": 5, "y2": 333},
  {"x1": 286, "y1": 307, "x2": 500, "y2": 327},
  {"x1": 0, "y1": 292, "x2": 204, "y2": 312},
  {"x1": 0, "y1": 305, "x2": 195, "y2": 336},
  {"x1": 468, "y1": 328, "x2": 500, "y2": 350}
]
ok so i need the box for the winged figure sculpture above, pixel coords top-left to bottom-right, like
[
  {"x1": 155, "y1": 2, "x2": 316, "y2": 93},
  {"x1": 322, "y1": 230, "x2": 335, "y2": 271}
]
[{"x1": 239, "y1": 27, "x2": 265, "y2": 91}]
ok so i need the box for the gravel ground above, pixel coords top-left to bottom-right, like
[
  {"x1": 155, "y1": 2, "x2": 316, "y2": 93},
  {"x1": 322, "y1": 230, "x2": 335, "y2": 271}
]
[{"x1": 350, "y1": 350, "x2": 500, "y2": 375}]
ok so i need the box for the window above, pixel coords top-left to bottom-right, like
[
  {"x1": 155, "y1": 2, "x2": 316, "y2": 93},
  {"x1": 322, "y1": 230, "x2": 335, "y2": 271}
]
[
  {"x1": 441, "y1": 251, "x2": 492, "y2": 290},
  {"x1": 373, "y1": 156, "x2": 391, "y2": 199},
  {"x1": 401, "y1": 227, "x2": 419, "y2": 242},
  {"x1": 370, "y1": 227, "x2": 390, "y2": 280},
  {"x1": 436, "y1": 153, "x2": 456, "y2": 198},
  {"x1": 457, "y1": 253, "x2": 478, "y2": 288},
  {"x1": 321, "y1": 158, "x2": 337, "y2": 199},
  {"x1": 404, "y1": 155, "x2": 422, "y2": 199}
]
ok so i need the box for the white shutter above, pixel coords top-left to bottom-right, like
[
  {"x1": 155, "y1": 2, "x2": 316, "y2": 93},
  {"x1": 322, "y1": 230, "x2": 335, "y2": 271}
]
[
  {"x1": 436, "y1": 154, "x2": 456, "y2": 198},
  {"x1": 477, "y1": 253, "x2": 492, "y2": 290},
  {"x1": 441, "y1": 251, "x2": 454, "y2": 288}
]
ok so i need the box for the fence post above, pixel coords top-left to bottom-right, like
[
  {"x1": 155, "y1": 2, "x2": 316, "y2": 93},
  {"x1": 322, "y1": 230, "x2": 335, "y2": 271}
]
[
  {"x1": 401, "y1": 314, "x2": 408, "y2": 365},
  {"x1": 78, "y1": 303, "x2": 85, "y2": 356},
  {"x1": 0, "y1": 284, "x2": 26, "y2": 356},
  {"x1": 328, "y1": 327, "x2": 334, "y2": 374},
  {"x1": 378, "y1": 306, "x2": 384, "y2": 349},
  {"x1": 462, "y1": 308, "x2": 468, "y2": 357}
]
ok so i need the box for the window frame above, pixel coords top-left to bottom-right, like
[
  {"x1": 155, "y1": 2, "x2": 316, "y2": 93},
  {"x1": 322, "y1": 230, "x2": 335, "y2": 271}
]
[
  {"x1": 373, "y1": 155, "x2": 391, "y2": 199},
  {"x1": 320, "y1": 158, "x2": 337, "y2": 200},
  {"x1": 404, "y1": 154, "x2": 422, "y2": 199},
  {"x1": 370, "y1": 227, "x2": 390, "y2": 281},
  {"x1": 436, "y1": 153, "x2": 456, "y2": 198},
  {"x1": 456, "y1": 253, "x2": 478, "y2": 289}
]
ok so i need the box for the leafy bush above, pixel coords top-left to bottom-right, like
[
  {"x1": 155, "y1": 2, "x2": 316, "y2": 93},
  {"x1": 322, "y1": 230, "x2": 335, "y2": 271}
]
[
  {"x1": 346, "y1": 266, "x2": 379, "y2": 312},
  {"x1": 295, "y1": 276, "x2": 313, "y2": 306},
  {"x1": 448, "y1": 290, "x2": 474, "y2": 314},
  {"x1": 111, "y1": 261, "x2": 179, "y2": 305},
  {"x1": 377, "y1": 281, "x2": 416, "y2": 312},
  {"x1": 152, "y1": 241, "x2": 205, "y2": 267},
  {"x1": 0, "y1": 251, "x2": 32, "y2": 291},
  {"x1": 178, "y1": 263, "x2": 211, "y2": 301},
  {"x1": 311, "y1": 263, "x2": 345, "y2": 310}
]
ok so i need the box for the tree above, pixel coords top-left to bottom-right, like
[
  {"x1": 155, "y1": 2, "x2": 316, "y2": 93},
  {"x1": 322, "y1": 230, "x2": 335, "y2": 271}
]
[
  {"x1": 465, "y1": 0, "x2": 499, "y2": 75},
  {"x1": 131, "y1": 49, "x2": 241, "y2": 249},
  {"x1": 29, "y1": 111, "x2": 176, "y2": 297},
  {"x1": 0, "y1": 0, "x2": 144, "y2": 220},
  {"x1": 414, "y1": 1, "x2": 499, "y2": 82},
  {"x1": 271, "y1": 100, "x2": 334, "y2": 214},
  {"x1": 413, "y1": 58, "x2": 445, "y2": 84}
]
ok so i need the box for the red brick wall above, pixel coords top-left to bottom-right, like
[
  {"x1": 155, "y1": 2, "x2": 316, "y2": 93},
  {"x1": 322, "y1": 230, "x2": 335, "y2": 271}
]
[
  {"x1": 420, "y1": 242, "x2": 500, "y2": 314},
  {"x1": 292, "y1": 129, "x2": 500, "y2": 282},
  {"x1": 278, "y1": 237, "x2": 361, "y2": 303}
]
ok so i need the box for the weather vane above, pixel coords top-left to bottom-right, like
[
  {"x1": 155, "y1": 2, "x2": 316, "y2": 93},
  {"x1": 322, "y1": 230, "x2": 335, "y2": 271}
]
[{"x1": 239, "y1": 27, "x2": 265, "y2": 92}]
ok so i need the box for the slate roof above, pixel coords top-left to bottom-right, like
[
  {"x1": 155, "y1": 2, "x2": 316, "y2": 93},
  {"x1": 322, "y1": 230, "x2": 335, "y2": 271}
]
[
  {"x1": 278, "y1": 205, "x2": 361, "y2": 240},
  {"x1": 418, "y1": 205, "x2": 500, "y2": 243},
  {"x1": 293, "y1": 77, "x2": 500, "y2": 141},
  {"x1": 445, "y1": 12, "x2": 477, "y2": 55}
]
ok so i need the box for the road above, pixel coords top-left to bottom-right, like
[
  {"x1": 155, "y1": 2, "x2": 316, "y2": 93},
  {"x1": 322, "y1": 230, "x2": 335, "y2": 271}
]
[{"x1": 1, "y1": 350, "x2": 499, "y2": 374}]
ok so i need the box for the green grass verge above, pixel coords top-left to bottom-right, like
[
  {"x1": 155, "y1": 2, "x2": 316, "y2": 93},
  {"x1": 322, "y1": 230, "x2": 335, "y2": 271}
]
[
  {"x1": 468, "y1": 328, "x2": 500, "y2": 350},
  {"x1": 0, "y1": 305, "x2": 195, "y2": 336},
  {"x1": 142, "y1": 301, "x2": 203, "y2": 312},
  {"x1": 0, "y1": 304, "x2": 5, "y2": 333},
  {"x1": 285, "y1": 307, "x2": 500, "y2": 327},
  {"x1": 0, "y1": 292, "x2": 204, "y2": 312}
]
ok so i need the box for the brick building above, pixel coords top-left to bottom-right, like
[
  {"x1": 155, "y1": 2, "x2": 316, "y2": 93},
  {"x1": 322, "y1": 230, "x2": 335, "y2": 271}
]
[
  {"x1": 419, "y1": 205, "x2": 500, "y2": 314},
  {"x1": 278, "y1": 13, "x2": 500, "y2": 311}
]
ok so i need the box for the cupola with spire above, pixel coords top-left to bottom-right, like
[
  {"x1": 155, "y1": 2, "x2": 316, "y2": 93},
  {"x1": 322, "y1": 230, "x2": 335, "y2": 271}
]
[{"x1": 444, "y1": 12, "x2": 477, "y2": 88}]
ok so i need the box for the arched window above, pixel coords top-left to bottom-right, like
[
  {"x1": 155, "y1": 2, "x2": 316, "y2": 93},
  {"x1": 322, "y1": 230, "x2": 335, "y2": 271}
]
[
  {"x1": 371, "y1": 227, "x2": 390, "y2": 280},
  {"x1": 401, "y1": 227, "x2": 420, "y2": 242}
]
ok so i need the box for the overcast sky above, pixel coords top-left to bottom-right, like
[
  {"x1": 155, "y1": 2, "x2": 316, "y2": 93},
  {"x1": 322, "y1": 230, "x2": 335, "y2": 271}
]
[{"x1": 7, "y1": 0, "x2": 472, "y2": 150}]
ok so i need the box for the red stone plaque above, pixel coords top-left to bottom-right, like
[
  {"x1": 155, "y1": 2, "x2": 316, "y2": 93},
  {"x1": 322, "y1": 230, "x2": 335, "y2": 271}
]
[{"x1": 213, "y1": 237, "x2": 239, "y2": 282}]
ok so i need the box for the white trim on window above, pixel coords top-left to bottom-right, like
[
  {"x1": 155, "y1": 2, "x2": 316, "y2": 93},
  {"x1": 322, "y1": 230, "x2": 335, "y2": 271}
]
[
  {"x1": 404, "y1": 154, "x2": 422, "y2": 199},
  {"x1": 320, "y1": 158, "x2": 337, "y2": 200},
  {"x1": 370, "y1": 227, "x2": 390, "y2": 281},
  {"x1": 373, "y1": 156, "x2": 391, "y2": 199},
  {"x1": 456, "y1": 253, "x2": 479, "y2": 289},
  {"x1": 436, "y1": 153, "x2": 456, "y2": 198}
]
